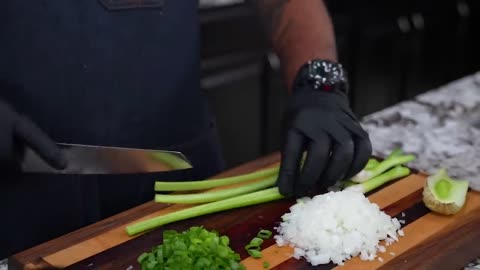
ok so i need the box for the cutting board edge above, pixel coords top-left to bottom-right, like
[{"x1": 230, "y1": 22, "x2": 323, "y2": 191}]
[{"x1": 378, "y1": 190, "x2": 480, "y2": 270}]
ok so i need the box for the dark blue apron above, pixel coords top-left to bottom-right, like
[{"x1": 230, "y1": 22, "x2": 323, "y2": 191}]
[{"x1": 0, "y1": 0, "x2": 225, "y2": 257}]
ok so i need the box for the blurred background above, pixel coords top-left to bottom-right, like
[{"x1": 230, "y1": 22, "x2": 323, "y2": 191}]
[{"x1": 199, "y1": 0, "x2": 480, "y2": 168}]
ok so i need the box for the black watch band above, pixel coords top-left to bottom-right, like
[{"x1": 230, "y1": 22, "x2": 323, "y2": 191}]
[{"x1": 293, "y1": 59, "x2": 349, "y2": 96}]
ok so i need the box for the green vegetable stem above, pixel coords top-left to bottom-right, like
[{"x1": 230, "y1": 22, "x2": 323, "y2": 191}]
[
  {"x1": 351, "y1": 151, "x2": 415, "y2": 183},
  {"x1": 364, "y1": 158, "x2": 380, "y2": 170},
  {"x1": 346, "y1": 166, "x2": 411, "y2": 194},
  {"x1": 155, "y1": 176, "x2": 277, "y2": 204},
  {"x1": 126, "y1": 187, "x2": 284, "y2": 236},
  {"x1": 154, "y1": 167, "x2": 279, "y2": 191}
]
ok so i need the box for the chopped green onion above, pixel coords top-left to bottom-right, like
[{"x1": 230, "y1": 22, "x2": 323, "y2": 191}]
[
  {"x1": 137, "y1": 227, "x2": 245, "y2": 270},
  {"x1": 245, "y1": 244, "x2": 261, "y2": 251},
  {"x1": 126, "y1": 187, "x2": 284, "y2": 236},
  {"x1": 263, "y1": 261, "x2": 270, "y2": 269},
  {"x1": 137, "y1": 252, "x2": 148, "y2": 263},
  {"x1": 155, "y1": 176, "x2": 276, "y2": 204},
  {"x1": 245, "y1": 232, "x2": 271, "y2": 260},
  {"x1": 257, "y1": 229, "x2": 272, "y2": 239},
  {"x1": 154, "y1": 167, "x2": 279, "y2": 191},
  {"x1": 247, "y1": 249, "x2": 263, "y2": 258},
  {"x1": 220, "y1": 235, "x2": 230, "y2": 246},
  {"x1": 249, "y1": 237, "x2": 264, "y2": 247}
]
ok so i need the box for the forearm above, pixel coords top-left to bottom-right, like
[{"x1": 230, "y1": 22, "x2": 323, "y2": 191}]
[{"x1": 252, "y1": 0, "x2": 337, "y2": 91}]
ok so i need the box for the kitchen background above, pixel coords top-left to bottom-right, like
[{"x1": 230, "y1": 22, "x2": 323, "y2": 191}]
[{"x1": 198, "y1": 0, "x2": 480, "y2": 169}]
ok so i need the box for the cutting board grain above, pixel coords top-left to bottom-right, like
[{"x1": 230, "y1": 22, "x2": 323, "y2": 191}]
[{"x1": 9, "y1": 153, "x2": 480, "y2": 270}]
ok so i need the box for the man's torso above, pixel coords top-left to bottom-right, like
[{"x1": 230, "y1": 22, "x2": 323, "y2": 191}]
[{"x1": 0, "y1": 0, "x2": 211, "y2": 148}]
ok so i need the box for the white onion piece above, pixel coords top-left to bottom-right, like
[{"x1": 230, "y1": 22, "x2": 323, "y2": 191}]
[{"x1": 274, "y1": 190, "x2": 404, "y2": 266}]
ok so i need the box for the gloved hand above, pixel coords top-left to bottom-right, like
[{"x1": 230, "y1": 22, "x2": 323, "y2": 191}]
[
  {"x1": 0, "y1": 99, "x2": 66, "y2": 171},
  {"x1": 277, "y1": 61, "x2": 372, "y2": 198}
]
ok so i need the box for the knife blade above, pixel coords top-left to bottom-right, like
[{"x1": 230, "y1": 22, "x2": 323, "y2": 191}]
[{"x1": 21, "y1": 143, "x2": 193, "y2": 174}]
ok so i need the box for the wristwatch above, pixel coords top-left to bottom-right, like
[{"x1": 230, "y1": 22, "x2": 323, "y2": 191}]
[{"x1": 293, "y1": 59, "x2": 349, "y2": 95}]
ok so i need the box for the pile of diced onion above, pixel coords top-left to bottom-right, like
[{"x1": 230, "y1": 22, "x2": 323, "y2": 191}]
[{"x1": 274, "y1": 190, "x2": 404, "y2": 266}]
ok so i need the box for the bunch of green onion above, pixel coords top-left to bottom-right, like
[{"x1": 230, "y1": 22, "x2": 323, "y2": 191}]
[{"x1": 126, "y1": 149, "x2": 415, "y2": 236}]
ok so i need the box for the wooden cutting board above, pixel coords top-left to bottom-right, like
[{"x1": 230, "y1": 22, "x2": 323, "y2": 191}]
[{"x1": 9, "y1": 153, "x2": 480, "y2": 270}]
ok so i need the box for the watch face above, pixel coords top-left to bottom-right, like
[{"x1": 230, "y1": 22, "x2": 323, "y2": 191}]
[
  {"x1": 294, "y1": 59, "x2": 348, "y2": 95},
  {"x1": 307, "y1": 60, "x2": 344, "y2": 91}
]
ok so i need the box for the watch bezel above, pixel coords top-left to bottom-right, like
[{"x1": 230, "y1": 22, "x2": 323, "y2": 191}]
[{"x1": 294, "y1": 59, "x2": 349, "y2": 95}]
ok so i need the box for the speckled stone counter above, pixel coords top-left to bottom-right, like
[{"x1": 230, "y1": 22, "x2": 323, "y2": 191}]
[
  {"x1": 362, "y1": 71, "x2": 480, "y2": 191},
  {"x1": 1, "y1": 72, "x2": 479, "y2": 269}
]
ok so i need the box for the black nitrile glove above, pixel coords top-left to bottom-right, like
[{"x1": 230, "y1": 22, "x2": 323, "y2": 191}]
[
  {"x1": 0, "y1": 99, "x2": 66, "y2": 171},
  {"x1": 277, "y1": 60, "x2": 372, "y2": 198}
]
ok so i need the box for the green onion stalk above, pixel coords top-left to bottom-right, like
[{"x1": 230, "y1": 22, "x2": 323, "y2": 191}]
[
  {"x1": 351, "y1": 150, "x2": 415, "y2": 183},
  {"x1": 155, "y1": 175, "x2": 277, "y2": 204},
  {"x1": 126, "y1": 187, "x2": 284, "y2": 236},
  {"x1": 154, "y1": 167, "x2": 279, "y2": 191},
  {"x1": 346, "y1": 165, "x2": 411, "y2": 194}
]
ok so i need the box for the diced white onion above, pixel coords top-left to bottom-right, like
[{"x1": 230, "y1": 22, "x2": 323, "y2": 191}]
[
  {"x1": 392, "y1": 218, "x2": 401, "y2": 229},
  {"x1": 274, "y1": 190, "x2": 403, "y2": 266}
]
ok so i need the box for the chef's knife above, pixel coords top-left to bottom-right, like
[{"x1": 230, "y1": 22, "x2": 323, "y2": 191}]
[{"x1": 21, "y1": 143, "x2": 193, "y2": 174}]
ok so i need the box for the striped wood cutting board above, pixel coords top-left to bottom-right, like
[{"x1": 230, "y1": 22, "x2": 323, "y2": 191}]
[{"x1": 9, "y1": 153, "x2": 480, "y2": 270}]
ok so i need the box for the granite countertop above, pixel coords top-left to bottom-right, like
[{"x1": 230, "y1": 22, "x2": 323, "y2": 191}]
[
  {"x1": 1, "y1": 72, "x2": 479, "y2": 269},
  {"x1": 362, "y1": 71, "x2": 480, "y2": 191}
]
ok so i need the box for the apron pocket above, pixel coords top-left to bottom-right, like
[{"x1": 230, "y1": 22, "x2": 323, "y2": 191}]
[{"x1": 98, "y1": 0, "x2": 164, "y2": 10}]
